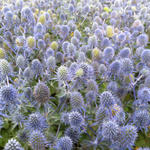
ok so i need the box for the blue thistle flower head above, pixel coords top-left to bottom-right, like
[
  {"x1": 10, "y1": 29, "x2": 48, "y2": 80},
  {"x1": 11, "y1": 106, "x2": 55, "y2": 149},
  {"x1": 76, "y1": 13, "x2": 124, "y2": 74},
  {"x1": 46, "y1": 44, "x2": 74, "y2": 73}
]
[
  {"x1": 136, "y1": 33, "x2": 148, "y2": 47},
  {"x1": 69, "y1": 111, "x2": 84, "y2": 127},
  {"x1": 4, "y1": 138, "x2": 24, "y2": 150},
  {"x1": 141, "y1": 49, "x2": 150, "y2": 66},
  {"x1": 70, "y1": 91, "x2": 84, "y2": 110},
  {"x1": 133, "y1": 109, "x2": 150, "y2": 130},
  {"x1": 0, "y1": 85, "x2": 18, "y2": 105},
  {"x1": 119, "y1": 47, "x2": 131, "y2": 58},
  {"x1": 29, "y1": 130, "x2": 47, "y2": 150},
  {"x1": 137, "y1": 87, "x2": 150, "y2": 103},
  {"x1": 101, "y1": 120, "x2": 120, "y2": 143},
  {"x1": 100, "y1": 91, "x2": 115, "y2": 108},
  {"x1": 65, "y1": 127, "x2": 81, "y2": 143},
  {"x1": 25, "y1": 112, "x2": 48, "y2": 131},
  {"x1": 31, "y1": 59, "x2": 43, "y2": 77},
  {"x1": 103, "y1": 47, "x2": 115, "y2": 61},
  {"x1": 110, "y1": 60, "x2": 121, "y2": 75},
  {"x1": 119, "y1": 125, "x2": 137, "y2": 149},
  {"x1": 61, "y1": 112, "x2": 70, "y2": 125},
  {"x1": 56, "y1": 136, "x2": 73, "y2": 150},
  {"x1": 120, "y1": 58, "x2": 133, "y2": 76}
]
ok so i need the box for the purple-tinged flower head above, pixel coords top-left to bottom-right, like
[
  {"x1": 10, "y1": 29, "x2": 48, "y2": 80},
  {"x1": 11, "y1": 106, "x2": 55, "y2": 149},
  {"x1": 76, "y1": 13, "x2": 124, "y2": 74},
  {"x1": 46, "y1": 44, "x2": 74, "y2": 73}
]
[
  {"x1": 119, "y1": 125, "x2": 137, "y2": 149},
  {"x1": 99, "y1": 64, "x2": 107, "y2": 75},
  {"x1": 67, "y1": 20, "x2": 76, "y2": 31},
  {"x1": 62, "y1": 41, "x2": 69, "y2": 54},
  {"x1": 4, "y1": 11, "x2": 13, "y2": 22},
  {"x1": 141, "y1": 49, "x2": 150, "y2": 66},
  {"x1": 23, "y1": 67, "x2": 33, "y2": 80},
  {"x1": 96, "y1": 106, "x2": 109, "y2": 125},
  {"x1": 88, "y1": 35, "x2": 97, "y2": 49},
  {"x1": 120, "y1": 58, "x2": 133, "y2": 75},
  {"x1": 11, "y1": 111, "x2": 25, "y2": 127},
  {"x1": 133, "y1": 109, "x2": 150, "y2": 130},
  {"x1": 4, "y1": 31, "x2": 13, "y2": 42},
  {"x1": 103, "y1": 47, "x2": 115, "y2": 62},
  {"x1": 69, "y1": 111, "x2": 84, "y2": 127},
  {"x1": 65, "y1": 127, "x2": 80, "y2": 143},
  {"x1": 29, "y1": 130, "x2": 47, "y2": 150},
  {"x1": 37, "y1": 39, "x2": 46, "y2": 50},
  {"x1": 137, "y1": 87, "x2": 150, "y2": 103},
  {"x1": 94, "y1": 28, "x2": 104, "y2": 40},
  {"x1": 92, "y1": 22, "x2": 98, "y2": 32},
  {"x1": 68, "y1": 4, "x2": 75, "y2": 13},
  {"x1": 136, "y1": 47, "x2": 145, "y2": 57},
  {"x1": 102, "y1": 120, "x2": 120, "y2": 143},
  {"x1": 67, "y1": 43, "x2": 76, "y2": 57},
  {"x1": 77, "y1": 52, "x2": 86, "y2": 63},
  {"x1": 46, "y1": 48, "x2": 54, "y2": 57},
  {"x1": 17, "y1": 129, "x2": 29, "y2": 143},
  {"x1": 74, "y1": 30, "x2": 81, "y2": 40},
  {"x1": 60, "y1": 25, "x2": 70, "y2": 38},
  {"x1": 101, "y1": 37, "x2": 111, "y2": 48},
  {"x1": 47, "y1": 56, "x2": 56, "y2": 70},
  {"x1": 85, "y1": 90, "x2": 96, "y2": 104},
  {"x1": 0, "y1": 59, "x2": 11, "y2": 76},
  {"x1": 33, "y1": 82, "x2": 50, "y2": 104},
  {"x1": 0, "y1": 85, "x2": 18, "y2": 105},
  {"x1": 31, "y1": 59, "x2": 43, "y2": 77},
  {"x1": 4, "y1": 138, "x2": 24, "y2": 150},
  {"x1": 57, "y1": 65, "x2": 69, "y2": 81},
  {"x1": 107, "y1": 81, "x2": 118, "y2": 94},
  {"x1": 100, "y1": 91, "x2": 115, "y2": 108},
  {"x1": 26, "y1": 112, "x2": 48, "y2": 131},
  {"x1": 61, "y1": 112, "x2": 70, "y2": 125},
  {"x1": 34, "y1": 22, "x2": 45, "y2": 34},
  {"x1": 136, "y1": 33, "x2": 148, "y2": 47},
  {"x1": 15, "y1": 36, "x2": 25, "y2": 47},
  {"x1": 119, "y1": 47, "x2": 131, "y2": 58},
  {"x1": 2, "y1": 6, "x2": 10, "y2": 15},
  {"x1": 56, "y1": 136, "x2": 73, "y2": 150},
  {"x1": 70, "y1": 91, "x2": 84, "y2": 110},
  {"x1": 86, "y1": 79, "x2": 98, "y2": 93},
  {"x1": 110, "y1": 60, "x2": 121, "y2": 75},
  {"x1": 56, "y1": 52, "x2": 64, "y2": 63},
  {"x1": 69, "y1": 62, "x2": 78, "y2": 77},
  {"x1": 16, "y1": 55, "x2": 25, "y2": 69},
  {"x1": 71, "y1": 36, "x2": 79, "y2": 47},
  {"x1": 117, "y1": 32, "x2": 126, "y2": 43},
  {"x1": 82, "y1": 5, "x2": 90, "y2": 14}
]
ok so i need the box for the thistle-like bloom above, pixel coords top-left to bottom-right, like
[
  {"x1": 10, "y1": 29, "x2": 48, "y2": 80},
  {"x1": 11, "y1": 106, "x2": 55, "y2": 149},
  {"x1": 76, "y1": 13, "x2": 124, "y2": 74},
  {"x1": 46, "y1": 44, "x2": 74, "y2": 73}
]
[
  {"x1": 137, "y1": 87, "x2": 150, "y2": 103},
  {"x1": 110, "y1": 60, "x2": 121, "y2": 75},
  {"x1": 86, "y1": 79, "x2": 98, "y2": 93},
  {"x1": 65, "y1": 127, "x2": 80, "y2": 143},
  {"x1": 101, "y1": 120, "x2": 120, "y2": 143},
  {"x1": 25, "y1": 112, "x2": 48, "y2": 131},
  {"x1": 29, "y1": 130, "x2": 47, "y2": 150},
  {"x1": 69, "y1": 111, "x2": 84, "y2": 127},
  {"x1": 136, "y1": 33, "x2": 148, "y2": 47},
  {"x1": 141, "y1": 49, "x2": 150, "y2": 65},
  {"x1": 0, "y1": 85, "x2": 18, "y2": 105},
  {"x1": 120, "y1": 58, "x2": 133, "y2": 75},
  {"x1": 100, "y1": 91, "x2": 115, "y2": 108},
  {"x1": 31, "y1": 59, "x2": 43, "y2": 77},
  {"x1": 119, "y1": 47, "x2": 130, "y2": 58},
  {"x1": 61, "y1": 112, "x2": 70, "y2": 125},
  {"x1": 16, "y1": 55, "x2": 25, "y2": 69},
  {"x1": 17, "y1": 129, "x2": 29, "y2": 143},
  {"x1": 103, "y1": 47, "x2": 114, "y2": 61},
  {"x1": 56, "y1": 136, "x2": 73, "y2": 150},
  {"x1": 119, "y1": 125, "x2": 137, "y2": 149},
  {"x1": 70, "y1": 91, "x2": 84, "y2": 109},
  {"x1": 50, "y1": 41, "x2": 58, "y2": 50},
  {"x1": 4, "y1": 139, "x2": 24, "y2": 150},
  {"x1": 33, "y1": 82, "x2": 50, "y2": 104},
  {"x1": 133, "y1": 109, "x2": 150, "y2": 130}
]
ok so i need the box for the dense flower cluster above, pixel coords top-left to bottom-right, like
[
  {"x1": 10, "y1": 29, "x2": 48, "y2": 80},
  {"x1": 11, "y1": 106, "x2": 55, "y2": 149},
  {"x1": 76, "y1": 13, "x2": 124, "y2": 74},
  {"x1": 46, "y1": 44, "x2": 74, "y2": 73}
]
[{"x1": 0, "y1": 0, "x2": 150, "y2": 149}]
